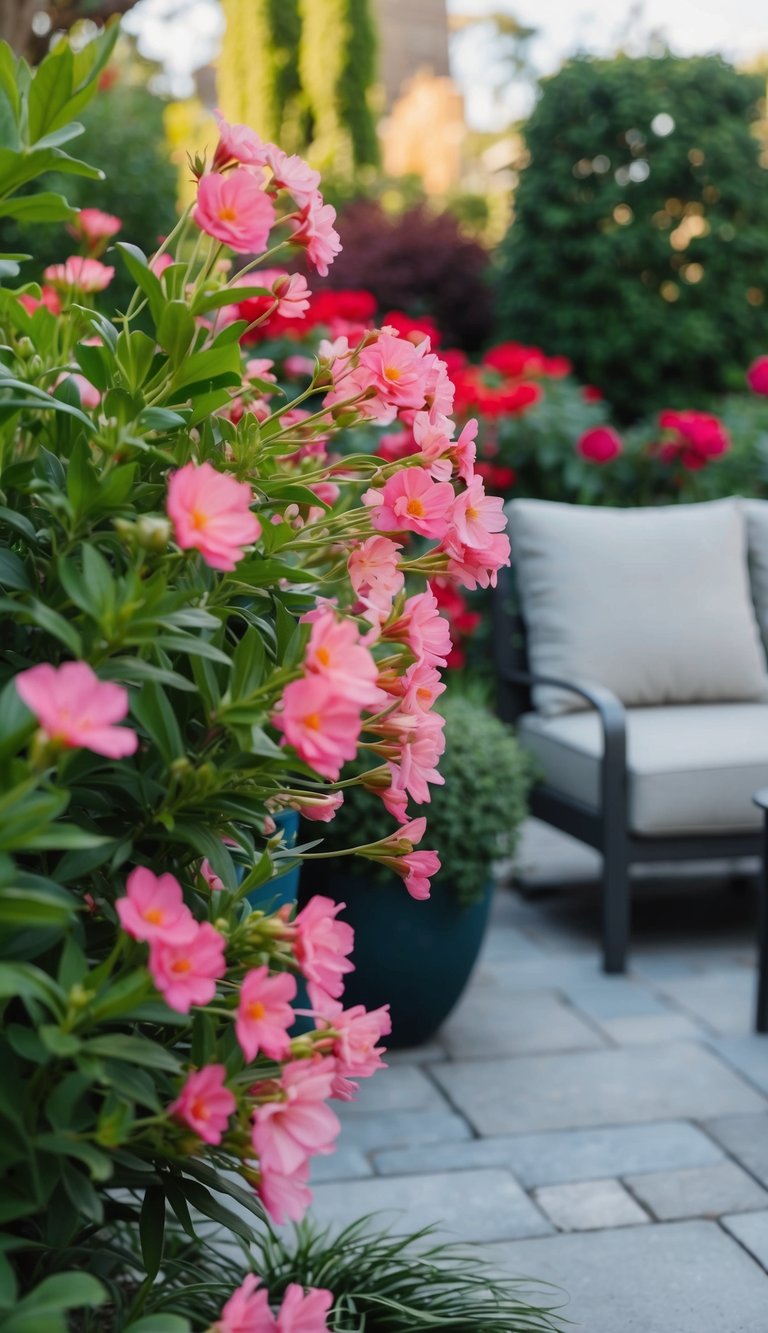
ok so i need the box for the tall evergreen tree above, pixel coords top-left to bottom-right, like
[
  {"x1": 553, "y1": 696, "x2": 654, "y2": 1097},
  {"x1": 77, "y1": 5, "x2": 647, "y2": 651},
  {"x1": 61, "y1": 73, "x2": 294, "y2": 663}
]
[
  {"x1": 217, "y1": 0, "x2": 301, "y2": 143},
  {"x1": 298, "y1": 0, "x2": 379, "y2": 171}
]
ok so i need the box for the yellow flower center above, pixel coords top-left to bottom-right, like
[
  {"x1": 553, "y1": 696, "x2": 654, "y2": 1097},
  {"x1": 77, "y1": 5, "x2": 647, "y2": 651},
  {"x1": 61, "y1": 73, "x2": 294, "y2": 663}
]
[
  {"x1": 304, "y1": 712, "x2": 321, "y2": 731},
  {"x1": 406, "y1": 497, "x2": 425, "y2": 518},
  {"x1": 190, "y1": 508, "x2": 208, "y2": 530},
  {"x1": 143, "y1": 907, "x2": 164, "y2": 924},
  {"x1": 383, "y1": 365, "x2": 401, "y2": 382},
  {"x1": 465, "y1": 505, "x2": 479, "y2": 522},
  {"x1": 315, "y1": 646, "x2": 331, "y2": 666},
  {"x1": 190, "y1": 1097, "x2": 209, "y2": 1120},
  {"x1": 217, "y1": 206, "x2": 238, "y2": 222},
  {"x1": 171, "y1": 957, "x2": 192, "y2": 974},
  {"x1": 248, "y1": 1000, "x2": 266, "y2": 1020}
]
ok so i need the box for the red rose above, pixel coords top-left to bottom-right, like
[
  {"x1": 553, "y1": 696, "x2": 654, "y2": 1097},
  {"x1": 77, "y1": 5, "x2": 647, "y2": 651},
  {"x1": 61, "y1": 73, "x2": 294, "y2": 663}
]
[
  {"x1": 582, "y1": 385, "x2": 604, "y2": 402},
  {"x1": 577, "y1": 426, "x2": 623, "y2": 464}
]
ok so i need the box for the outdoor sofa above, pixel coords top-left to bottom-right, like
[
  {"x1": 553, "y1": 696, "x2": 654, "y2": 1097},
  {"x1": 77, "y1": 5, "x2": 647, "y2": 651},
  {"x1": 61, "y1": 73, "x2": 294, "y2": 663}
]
[{"x1": 494, "y1": 497, "x2": 768, "y2": 975}]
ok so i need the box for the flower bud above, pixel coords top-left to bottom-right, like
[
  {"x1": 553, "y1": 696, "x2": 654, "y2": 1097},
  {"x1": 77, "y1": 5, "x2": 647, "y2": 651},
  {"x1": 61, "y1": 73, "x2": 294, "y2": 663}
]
[
  {"x1": 16, "y1": 336, "x2": 34, "y2": 359},
  {"x1": 136, "y1": 515, "x2": 171, "y2": 552}
]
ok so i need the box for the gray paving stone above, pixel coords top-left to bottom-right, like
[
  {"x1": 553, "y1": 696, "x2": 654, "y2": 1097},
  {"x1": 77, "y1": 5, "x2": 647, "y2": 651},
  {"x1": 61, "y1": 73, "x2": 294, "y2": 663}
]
[
  {"x1": 310, "y1": 1147, "x2": 372, "y2": 1182},
  {"x1": 372, "y1": 1121, "x2": 724, "y2": 1186},
  {"x1": 479, "y1": 923, "x2": 550, "y2": 964},
  {"x1": 484, "y1": 1220, "x2": 768, "y2": 1333},
  {"x1": 704, "y1": 1112, "x2": 768, "y2": 1186},
  {"x1": 432, "y1": 1042, "x2": 766, "y2": 1135},
  {"x1": 560, "y1": 975, "x2": 669, "y2": 1020},
  {"x1": 338, "y1": 1109, "x2": 472, "y2": 1153},
  {"x1": 706, "y1": 1035, "x2": 768, "y2": 1096},
  {"x1": 721, "y1": 1210, "x2": 768, "y2": 1272},
  {"x1": 534, "y1": 1179, "x2": 649, "y2": 1231},
  {"x1": 384, "y1": 1040, "x2": 446, "y2": 1064},
  {"x1": 596, "y1": 1013, "x2": 705, "y2": 1045},
  {"x1": 309, "y1": 1168, "x2": 552, "y2": 1242},
  {"x1": 653, "y1": 969, "x2": 756, "y2": 1034},
  {"x1": 624, "y1": 1161, "x2": 768, "y2": 1220},
  {"x1": 439, "y1": 987, "x2": 603, "y2": 1058},
  {"x1": 336, "y1": 1064, "x2": 447, "y2": 1115},
  {"x1": 469, "y1": 952, "x2": 601, "y2": 994}
]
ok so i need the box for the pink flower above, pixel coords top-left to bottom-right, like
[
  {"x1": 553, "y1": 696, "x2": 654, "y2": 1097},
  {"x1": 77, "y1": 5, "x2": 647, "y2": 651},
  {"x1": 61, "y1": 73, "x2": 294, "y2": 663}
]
[
  {"x1": 748, "y1": 356, "x2": 768, "y2": 395},
  {"x1": 304, "y1": 610, "x2": 380, "y2": 706},
  {"x1": 290, "y1": 193, "x2": 342, "y2": 276},
  {"x1": 401, "y1": 848, "x2": 441, "y2": 900},
  {"x1": 381, "y1": 782, "x2": 409, "y2": 824},
  {"x1": 276, "y1": 1284, "x2": 333, "y2": 1332},
  {"x1": 449, "y1": 476, "x2": 507, "y2": 549},
  {"x1": 348, "y1": 536, "x2": 404, "y2": 621},
  {"x1": 293, "y1": 895, "x2": 354, "y2": 998},
  {"x1": 215, "y1": 1273, "x2": 275, "y2": 1332},
  {"x1": 200, "y1": 858, "x2": 225, "y2": 892},
  {"x1": 274, "y1": 675, "x2": 363, "y2": 781},
  {"x1": 265, "y1": 145, "x2": 321, "y2": 207},
  {"x1": 194, "y1": 169, "x2": 276, "y2": 253},
  {"x1": 251, "y1": 1057, "x2": 340, "y2": 1174},
  {"x1": 68, "y1": 208, "x2": 121, "y2": 249},
  {"x1": 19, "y1": 285, "x2": 61, "y2": 316},
  {"x1": 299, "y1": 792, "x2": 344, "y2": 822},
  {"x1": 357, "y1": 333, "x2": 432, "y2": 412},
  {"x1": 257, "y1": 1161, "x2": 312, "y2": 1226},
  {"x1": 169, "y1": 1064, "x2": 236, "y2": 1145},
  {"x1": 383, "y1": 587, "x2": 452, "y2": 668},
  {"x1": 116, "y1": 866, "x2": 196, "y2": 944},
  {"x1": 167, "y1": 461, "x2": 261, "y2": 571},
  {"x1": 455, "y1": 418, "x2": 479, "y2": 482},
  {"x1": 576, "y1": 425, "x2": 623, "y2": 464},
  {"x1": 245, "y1": 357, "x2": 277, "y2": 383},
  {"x1": 285, "y1": 354, "x2": 315, "y2": 377},
  {"x1": 363, "y1": 816, "x2": 440, "y2": 899},
  {"x1": 15, "y1": 661, "x2": 137, "y2": 758},
  {"x1": 365, "y1": 469, "x2": 454, "y2": 540},
  {"x1": 213, "y1": 111, "x2": 270, "y2": 169},
  {"x1": 312, "y1": 990, "x2": 390, "y2": 1100},
  {"x1": 148, "y1": 921, "x2": 227, "y2": 1013},
  {"x1": 444, "y1": 530, "x2": 511, "y2": 591},
  {"x1": 53, "y1": 371, "x2": 100, "y2": 409},
  {"x1": 44, "y1": 256, "x2": 114, "y2": 292},
  {"x1": 389, "y1": 717, "x2": 446, "y2": 805},
  {"x1": 400, "y1": 661, "x2": 446, "y2": 714},
  {"x1": 150, "y1": 251, "x2": 174, "y2": 276},
  {"x1": 236, "y1": 965, "x2": 297, "y2": 1062}
]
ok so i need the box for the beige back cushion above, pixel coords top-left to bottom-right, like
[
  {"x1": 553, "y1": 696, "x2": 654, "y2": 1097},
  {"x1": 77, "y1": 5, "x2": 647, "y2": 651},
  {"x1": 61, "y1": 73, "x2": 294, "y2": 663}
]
[{"x1": 508, "y1": 498, "x2": 768, "y2": 716}]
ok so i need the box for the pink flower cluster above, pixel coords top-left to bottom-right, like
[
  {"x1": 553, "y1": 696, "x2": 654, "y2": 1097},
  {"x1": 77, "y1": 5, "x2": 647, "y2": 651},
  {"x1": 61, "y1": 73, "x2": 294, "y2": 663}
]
[
  {"x1": 214, "y1": 1274, "x2": 332, "y2": 1333},
  {"x1": 116, "y1": 867, "x2": 227, "y2": 1013},
  {"x1": 15, "y1": 661, "x2": 137, "y2": 758},
  {"x1": 194, "y1": 113, "x2": 341, "y2": 275}
]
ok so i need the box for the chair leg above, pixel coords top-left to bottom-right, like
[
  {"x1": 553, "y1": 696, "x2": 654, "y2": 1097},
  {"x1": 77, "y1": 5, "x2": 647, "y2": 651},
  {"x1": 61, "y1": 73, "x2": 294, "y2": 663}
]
[
  {"x1": 602, "y1": 833, "x2": 630, "y2": 975},
  {"x1": 756, "y1": 819, "x2": 768, "y2": 1033}
]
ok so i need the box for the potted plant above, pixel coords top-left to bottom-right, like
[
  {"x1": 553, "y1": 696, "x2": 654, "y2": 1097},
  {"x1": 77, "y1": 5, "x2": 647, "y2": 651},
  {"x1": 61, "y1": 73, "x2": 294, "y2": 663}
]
[{"x1": 299, "y1": 693, "x2": 532, "y2": 1046}]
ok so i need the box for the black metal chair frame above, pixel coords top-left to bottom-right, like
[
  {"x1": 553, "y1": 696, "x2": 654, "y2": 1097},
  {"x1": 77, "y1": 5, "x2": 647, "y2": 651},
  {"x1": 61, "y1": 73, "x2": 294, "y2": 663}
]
[{"x1": 493, "y1": 562, "x2": 764, "y2": 978}]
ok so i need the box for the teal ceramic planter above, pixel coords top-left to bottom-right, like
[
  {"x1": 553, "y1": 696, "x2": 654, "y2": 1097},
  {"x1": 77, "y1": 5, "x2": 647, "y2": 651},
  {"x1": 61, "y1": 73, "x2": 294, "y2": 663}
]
[
  {"x1": 298, "y1": 866, "x2": 494, "y2": 1048},
  {"x1": 245, "y1": 808, "x2": 300, "y2": 912}
]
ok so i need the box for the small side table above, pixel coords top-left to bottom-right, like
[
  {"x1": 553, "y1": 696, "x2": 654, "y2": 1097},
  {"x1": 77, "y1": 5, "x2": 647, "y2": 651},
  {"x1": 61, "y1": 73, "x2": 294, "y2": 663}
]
[{"x1": 752, "y1": 789, "x2": 768, "y2": 1033}]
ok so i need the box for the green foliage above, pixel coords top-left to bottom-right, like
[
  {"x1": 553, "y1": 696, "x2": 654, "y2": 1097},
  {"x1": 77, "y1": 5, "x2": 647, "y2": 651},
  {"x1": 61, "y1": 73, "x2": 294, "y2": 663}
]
[
  {"x1": 0, "y1": 25, "x2": 118, "y2": 276},
  {"x1": 298, "y1": 0, "x2": 379, "y2": 171},
  {"x1": 0, "y1": 75, "x2": 178, "y2": 311},
  {"x1": 315, "y1": 695, "x2": 533, "y2": 906},
  {"x1": 496, "y1": 54, "x2": 768, "y2": 420}
]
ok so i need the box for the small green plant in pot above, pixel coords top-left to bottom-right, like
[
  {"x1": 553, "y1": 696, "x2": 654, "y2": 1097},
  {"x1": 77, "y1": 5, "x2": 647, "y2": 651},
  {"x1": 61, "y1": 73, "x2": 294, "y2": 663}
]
[{"x1": 300, "y1": 694, "x2": 533, "y2": 1046}]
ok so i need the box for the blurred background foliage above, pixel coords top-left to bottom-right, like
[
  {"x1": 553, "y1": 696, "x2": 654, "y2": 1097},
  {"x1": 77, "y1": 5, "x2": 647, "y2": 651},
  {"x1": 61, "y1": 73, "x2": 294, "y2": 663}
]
[{"x1": 495, "y1": 54, "x2": 768, "y2": 420}]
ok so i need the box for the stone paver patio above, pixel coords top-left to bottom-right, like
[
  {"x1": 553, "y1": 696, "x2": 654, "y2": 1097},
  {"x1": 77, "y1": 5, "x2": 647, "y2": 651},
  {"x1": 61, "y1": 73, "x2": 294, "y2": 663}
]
[{"x1": 308, "y1": 820, "x2": 768, "y2": 1331}]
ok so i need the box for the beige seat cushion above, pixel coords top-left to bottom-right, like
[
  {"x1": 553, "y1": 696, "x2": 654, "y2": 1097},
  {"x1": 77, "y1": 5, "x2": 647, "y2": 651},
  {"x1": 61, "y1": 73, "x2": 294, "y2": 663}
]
[
  {"x1": 508, "y1": 498, "x2": 768, "y2": 716},
  {"x1": 518, "y1": 704, "x2": 768, "y2": 836}
]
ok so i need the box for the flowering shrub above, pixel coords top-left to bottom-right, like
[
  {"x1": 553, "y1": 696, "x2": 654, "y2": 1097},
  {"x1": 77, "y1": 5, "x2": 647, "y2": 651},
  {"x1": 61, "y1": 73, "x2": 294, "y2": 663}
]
[{"x1": 0, "y1": 33, "x2": 511, "y2": 1332}]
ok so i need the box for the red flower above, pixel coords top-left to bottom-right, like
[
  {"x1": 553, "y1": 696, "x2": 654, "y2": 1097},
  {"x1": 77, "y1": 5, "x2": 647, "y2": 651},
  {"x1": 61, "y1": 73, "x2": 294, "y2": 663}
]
[
  {"x1": 381, "y1": 309, "x2": 441, "y2": 347},
  {"x1": 483, "y1": 342, "x2": 545, "y2": 379},
  {"x1": 658, "y1": 409, "x2": 730, "y2": 467},
  {"x1": 747, "y1": 356, "x2": 768, "y2": 396},
  {"x1": 582, "y1": 384, "x2": 604, "y2": 402},
  {"x1": 577, "y1": 426, "x2": 623, "y2": 464}
]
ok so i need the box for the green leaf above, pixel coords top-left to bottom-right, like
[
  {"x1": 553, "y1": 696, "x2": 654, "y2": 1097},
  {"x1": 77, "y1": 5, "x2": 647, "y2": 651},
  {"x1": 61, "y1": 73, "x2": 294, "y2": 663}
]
[
  {"x1": 127, "y1": 1317, "x2": 191, "y2": 1333},
  {"x1": 140, "y1": 1185, "x2": 166, "y2": 1281},
  {"x1": 154, "y1": 633, "x2": 231, "y2": 665},
  {"x1": 116, "y1": 328, "x2": 157, "y2": 393},
  {"x1": 229, "y1": 625, "x2": 266, "y2": 701},
  {"x1": 157, "y1": 300, "x2": 197, "y2": 366},
  {"x1": 27, "y1": 41, "x2": 75, "y2": 144},
  {"x1": 39, "y1": 1025, "x2": 81, "y2": 1056},
  {"x1": 107, "y1": 657, "x2": 197, "y2": 694},
  {"x1": 0, "y1": 963, "x2": 65, "y2": 1014},
  {"x1": 193, "y1": 283, "x2": 271, "y2": 315},
  {"x1": 131, "y1": 681, "x2": 184, "y2": 763},
  {"x1": 0, "y1": 888, "x2": 76, "y2": 928},
  {"x1": 0, "y1": 1272, "x2": 105, "y2": 1332},
  {"x1": 115, "y1": 241, "x2": 165, "y2": 325},
  {"x1": 83, "y1": 1034, "x2": 181, "y2": 1072},
  {"x1": 175, "y1": 1178, "x2": 259, "y2": 1244},
  {"x1": 167, "y1": 343, "x2": 242, "y2": 398},
  {"x1": 0, "y1": 547, "x2": 31, "y2": 591},
  {"x1": 61, "y1": 1158, "x2": 103, "y2": 1223},
  {"x1": 136, "y1": 407, "x2": 187, "y2": 433},
  {"x1": 0, "y1": 192, "x2": 76, "y2": 222}
]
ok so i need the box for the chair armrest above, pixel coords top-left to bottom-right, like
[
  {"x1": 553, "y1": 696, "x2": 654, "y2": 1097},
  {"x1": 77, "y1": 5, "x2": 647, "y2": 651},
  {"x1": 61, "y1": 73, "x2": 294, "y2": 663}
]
[
  {"x1": 753, "y1": 788, "x2": 768, "y2": 814},
  {"x1": 505, "y1": 668, "x2": 628, "y2": 825}
]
